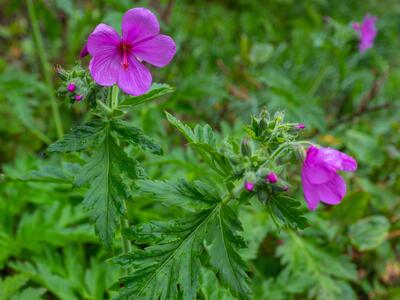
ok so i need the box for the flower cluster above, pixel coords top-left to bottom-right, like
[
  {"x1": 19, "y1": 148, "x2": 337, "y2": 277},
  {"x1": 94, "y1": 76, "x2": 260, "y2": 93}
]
[
  {"x1": 241, "y1": 111, "x2": 357, "y2": 211},
  {"x1": 55, "y1": 65, "x2": 108, "y2": 106}
]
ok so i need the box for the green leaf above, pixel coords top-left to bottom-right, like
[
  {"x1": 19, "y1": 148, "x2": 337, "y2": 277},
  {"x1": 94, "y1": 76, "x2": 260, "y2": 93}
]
[
  {"x1": 278, "y1": 232, "x2": 357, "y2": 299},
  {"x1": 348, "y1": 215, "x2": 390, "y2": 251},
  {"x1": 200, "y1": 268, "x2": 235, "y2": 300},
  {"x1": 206, "y1": 205, "x2": 252, "y2": 300},
  {"x1": 114, "y1": 200, "x2": 251, "y2": 300},
  {"x1": 10, "y1": 261, "x2": 79, "y2": 300},
  {"x1": 267, "y1": 195, "x2": 308, "y2": 230},
  {"x1": 0, "y1": 274, "x2": 29, "y2": 300},
  {"x1": 165, "y1": 111, "x2": 216, "y2": 145},
  {"x1": 48, "y1": 120, "x2": 106, "y2": 153},
  {"x1": 110, "y1": 119, "x2": 163, "y2": 155},
  {"x1": 120, "y1": 83, "x2": 174, "y2": 108},
  {"x1": 75, "y1": 130, "x2": 144, "y2": 249},
  {"x1": 113, "y1": 209, "x2": 215, "y2": 300},
  {"x1": 138, "y1": 179, "x2": 221, "y2": 211},
  {"x1": 20, "y1": 162, "x2": 80, "y2": 184},
  {"x1": 166, "y1": 112, "x2": 232, "y2": 176}
]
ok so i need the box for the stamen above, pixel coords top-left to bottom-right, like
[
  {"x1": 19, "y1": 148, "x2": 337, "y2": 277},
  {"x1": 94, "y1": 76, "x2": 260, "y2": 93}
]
[{"x1": 120, "y1": 42, "x2": 131, "y2": 70}]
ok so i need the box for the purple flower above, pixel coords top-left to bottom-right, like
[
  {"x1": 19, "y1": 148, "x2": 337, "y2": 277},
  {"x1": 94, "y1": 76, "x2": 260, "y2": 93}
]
[
  {"x1": 75, "y1": 94, "x2": 83, "y2": 101},
  {"x1": 301, "y1": 146, "x2": 357, "y2": 211},
  {"x1": 295, "y1": 123, "x2": 305, "y2": 130},
  {"x1": 85, "y1": 8, "x2": 176, "y2": 96},
  {"x1": 244, "y1": 181, "x2": 255, "y2": 192},
  {"x1": 266, "y1": 172, "x2": 278, "y2": 184},
  {"x1": 353, "y1": 15, "x2": 377, "y2": 53}
]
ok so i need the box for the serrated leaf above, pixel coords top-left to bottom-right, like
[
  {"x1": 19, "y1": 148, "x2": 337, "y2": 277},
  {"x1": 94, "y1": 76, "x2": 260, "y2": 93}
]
[
  {"x1": 349, "y1": 215, "x2": 390, "y2": 251},
  {"x1": 138, "y1": 179, "x2": 220, "y2": 211},
  {"x1": 75, "y1": 130, "x2": 143, "y2": 249},
  {"x1": 206, "y1": 205, "x2": 252, "y2": 300},
  {"x1": 111, "y1": 119, "x2": 163, "y2": 155},
  {"x1": 165, "y1": 111, "x2": 215, "y2": 145},
  {"x1": 120, "y1": 83, "x2": 174, "y2": 108},
  {"x1": 278, "y1": 232, "x2": 357, "y2": 299},
  {"x1": 113, "y1": 209, "x2": 215, "y2": 300},
  {"x1": 20, "y1": 162, "x2": 80, "y2": 184},
  {"x1": 166, "y1": 112, "x2": 232, "y2": 176},
  {"x1": 48, "y1": 120, "x2": 106, "y2": 153},
  {"x1": 267, "y1": 195, "x2": 308, "y2": 229},
  {"x1": 200, "y1": 268, "x2": 235, "y2": 300},
  {"x1": 114, "y1": 199, "x2": 251, "y2": 300}
]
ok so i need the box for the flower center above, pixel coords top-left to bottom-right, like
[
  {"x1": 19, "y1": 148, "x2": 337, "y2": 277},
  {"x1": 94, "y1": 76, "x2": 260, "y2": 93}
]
[{"x1": 119, "y1": 42, "x2": 132, "y2": 70}]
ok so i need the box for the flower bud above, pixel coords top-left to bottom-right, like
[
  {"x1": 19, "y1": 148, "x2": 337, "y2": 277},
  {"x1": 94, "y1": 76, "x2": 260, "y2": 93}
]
[
  {"x1": 266, "y1": 172, "x2": 278, "y2": 184},
  {"x1": 295, "y1": 123, "x2": 305, "y2": 130},
  {"x1": 244, "y1": 181, "x2": 254, "y2": 192},
  {"x1": 80, "y1": 43, "x2": 89, "y2": 58},
  {"x1": 67, "y1": 83, "x2": 76, "y2": 92},
  {"x1": 241, "y1": 139, "x2": 252, "y2": 157},
  {"x1": 258, "y1": 117, "x2": 268, "y2": 131},
  {"x1": 75, "y1": 94, "x2": 83, "y2": 101}
]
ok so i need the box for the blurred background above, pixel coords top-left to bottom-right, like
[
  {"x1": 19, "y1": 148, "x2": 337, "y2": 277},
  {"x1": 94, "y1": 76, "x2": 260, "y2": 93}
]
[{"x1": 0, "y1": 0, "x2": 399, "y2": 299}]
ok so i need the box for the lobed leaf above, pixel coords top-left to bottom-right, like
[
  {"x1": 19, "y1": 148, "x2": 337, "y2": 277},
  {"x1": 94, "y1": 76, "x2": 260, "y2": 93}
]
[
  {"x1": 114, "y1": 202, "x2": 252, "y2": 300},
  {"x1": 120, "y1": 83, "x2": 174, "y2": 108},
  {"x1": 138, "y1": 179, "x2": 221, "y2": 210},
  {"x1": 206, "y1": 205, "x2": 252, "y2": 300},
  {"x1": 267, "y1": 195, "x2": 308, "y2": 230},
  {"x1": 75, "y1": 130, "x2": 143, "y2": 249},
  {"x1": 166, "y1": 112, "x2": 232, "y2": 176},
  {"x1": 110, "y1": 119, "x2": 163, "y2": 155},
  {"x1": 48, "y1": 120, "x2": 106, "y2": 153}
]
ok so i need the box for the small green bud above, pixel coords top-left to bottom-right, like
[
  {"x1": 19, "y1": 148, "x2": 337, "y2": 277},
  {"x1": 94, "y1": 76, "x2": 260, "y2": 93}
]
[
  {"x1": 241, "y1": 139, "x2": 252, "y2": 157},
  {"x1": 259, "y1": 118, "x2": 268, "y2": 131}
]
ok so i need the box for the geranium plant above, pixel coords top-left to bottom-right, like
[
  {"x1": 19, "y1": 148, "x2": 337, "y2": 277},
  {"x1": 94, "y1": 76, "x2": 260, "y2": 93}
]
[{"x1": 25, "y1": 6, "x2": 359, "y2": 300}]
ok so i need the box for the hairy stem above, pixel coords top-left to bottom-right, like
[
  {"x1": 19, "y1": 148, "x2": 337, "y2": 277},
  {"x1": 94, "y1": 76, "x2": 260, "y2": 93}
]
[
  {"x1": 26, "y1": 0, "x2": 63, "y2": 138},
  {"x1": 111, "y1": 85, "x2": 119, "y2": 110},
  {"x1": 121, "y1": 199, "x2": 132, "y2": 254}
]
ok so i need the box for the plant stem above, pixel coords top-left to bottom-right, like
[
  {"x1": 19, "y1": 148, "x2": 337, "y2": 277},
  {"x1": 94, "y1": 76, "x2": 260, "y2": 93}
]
[
  {"x1": 121, "y1": 199, "x2": 132, "y2": 254},
  {"x1": 111, "y1": 85, "x2": 119, "y2": 110},
  {"x1": 26, "y1": 0, "x2": 63, "y2": 139}
]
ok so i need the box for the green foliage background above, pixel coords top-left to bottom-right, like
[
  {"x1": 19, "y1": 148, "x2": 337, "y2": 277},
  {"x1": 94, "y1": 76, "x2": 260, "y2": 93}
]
[{"x1": 0, "y1": 0, "x2": 399, "y2": 299}]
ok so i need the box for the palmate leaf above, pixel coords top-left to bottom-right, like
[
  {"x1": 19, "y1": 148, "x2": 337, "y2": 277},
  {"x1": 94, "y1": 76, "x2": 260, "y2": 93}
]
[
  {"x1": 75, "y1": 130, "x2": 144, "y2": 249},
  {"x1": 165, "y1": 112, "x2": 233, "y2": 176},
  {"x1": 267, "y1": 195, "x2": 308, "y2": 230},
  {"x1": 110, "y1": 119, "x2": 163, "y2": 155},
  {"x1": 113, "y1": 181, "x2": 251, "y2": 300},
  {"x1": 48, "y1": 120, "x2": 106, "y2": 153}
]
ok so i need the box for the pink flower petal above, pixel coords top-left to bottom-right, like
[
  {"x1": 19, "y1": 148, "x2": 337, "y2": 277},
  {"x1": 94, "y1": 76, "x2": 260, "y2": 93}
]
[
  {"x1": 301, "y1": 171, "x2": 320, "y2": 211},
  {"x1": 304, "y1": 163, "x2": 333, "y2": 184},
  {"x1": 89, "y1": 50, "x2": 121, "y2": 86},
  {"x1": 117, "y1": 56, "x2": 152, "y2": 96},
  {"x1": 122, "y1": 8, "x2": 160, "y2": 44},
  {"x1": 319, "y1": 148, "x2": 357, "y2": 172},
  {"x1": 87, "y1": 24, "x2": 121, "y2": 56},
  {"x1": 133, "y1": 34, "x2": 176, "y2": 67},
  {"x1": 317, "y1": 173, "x2": 346, "y2": 205}
]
